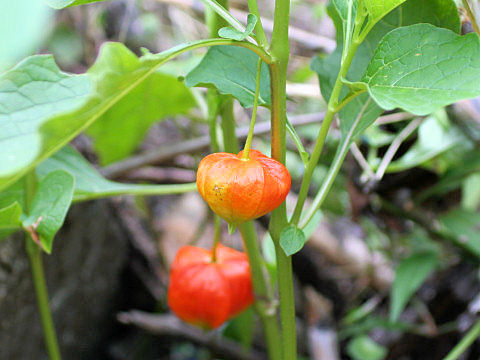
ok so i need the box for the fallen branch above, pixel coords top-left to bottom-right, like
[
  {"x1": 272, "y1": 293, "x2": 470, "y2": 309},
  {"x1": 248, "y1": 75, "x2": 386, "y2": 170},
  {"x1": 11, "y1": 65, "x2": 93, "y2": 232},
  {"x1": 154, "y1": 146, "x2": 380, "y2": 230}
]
[{"x1": 117, "y1": 311, "x2": 265, "y2": 360}]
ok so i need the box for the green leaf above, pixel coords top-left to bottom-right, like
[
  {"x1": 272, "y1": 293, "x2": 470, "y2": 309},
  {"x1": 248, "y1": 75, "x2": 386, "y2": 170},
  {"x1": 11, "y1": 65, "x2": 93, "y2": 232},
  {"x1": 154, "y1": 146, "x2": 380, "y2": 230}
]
[
  {"x1": 185, "y1": 46, "x2": 270, "y2": 108},
  {"x1": 357, "y1": 0, "x2": 407, "y2": 34},
  {"x1": 0, "y1": 0, "x2": 53, "y2": 71},
  {"x1": 439, "y1": 209, "x2": 480, "y2": 257},
  {"x1": 219, "y1": 14, "x2": 257, "y2": 41},
  {"x1": 0, "y1": 202, "x2": 22, "y2": 240},
  {"x1": 85, "y1": 44, "x2": 196, "y2": 165},
  {"x1": 312, "y1": 0, "x2": 461, "y2": 144},
  {"x1": 0, "y1": 55, "x2": 91, "y2": 192},
  {"x1": 223, "y1": 307, "x2": 254, "y2": 349},
  {"x1": 44, "y1": 0, "x2": 107, "y2": 9},
  {"x1": 363, "y1": 24, "x2": 480, "y2": 115},
  {"x1": 280, "y1": 225, "x2": 307, "y2": 256},
  {"x1": 0, "y1": 40, "x2": 216, "y2": 192},
  {"x1": 347, "y1": 335, "x2": 387, "y2": 360},
  {"x1": 22, "y1": 170, "x2": 75, "y2": 253},
  {"x1": 37, "y1": 145, "x2": 197, "y2": 201},
  {"x1": 390, "y1": 252, "x2": 438, "y2": 322}
]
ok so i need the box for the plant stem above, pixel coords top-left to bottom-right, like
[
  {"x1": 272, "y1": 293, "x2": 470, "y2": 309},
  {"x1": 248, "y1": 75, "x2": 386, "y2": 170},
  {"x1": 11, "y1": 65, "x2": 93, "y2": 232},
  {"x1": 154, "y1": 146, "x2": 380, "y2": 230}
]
[
  {"x1": 72, "y1": 182, "x2": 198, "y2": 202},
  {"x1": 242, "y1": 58, "x2": 263, "y2": 160},
  {"x1": 269, "y1": 0, "x2": 295, "y2": 358},
  {"x1": 290, "y1": 41, "x2": 359, "y2": 225},
  {"x1": 24, "y1": 171, "x2": 62, "y2": 360},
  {"x1": 211, "y1": 214, "x2": 221, "y2": 262},
  {"x1": 213, "y1": 30, "x2": 281, "y2": 358},
  {"x1": 299, "y1": 98, "x2": 371, "y2": 229},
  {"x1": 239, "y1": 222, "x2": 282, "y2": 360},
  {"x1": 247, "y1": 0, "x2": 269, "y2": 48},
  {"x1": 443, "y1": 318, "x2": 480, "y2": 360}
]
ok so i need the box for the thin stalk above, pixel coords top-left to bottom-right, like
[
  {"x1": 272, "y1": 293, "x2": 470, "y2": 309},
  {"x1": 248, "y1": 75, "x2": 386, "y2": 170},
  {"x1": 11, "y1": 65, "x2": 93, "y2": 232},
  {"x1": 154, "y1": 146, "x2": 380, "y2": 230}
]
[
  {"x1": 220, "y1": 99, "x2": 239, "y2": 153},
  {"x1": 247, "y1": 0, "x2": 269, "y2": 48},
  {"x1": 24, "y1": 171, "x2": 62, "y2": 360},
  {"x1": 72, "y1": 182, "x2": 198, "y2": 202},
  {"x1": 211, "y1": 214, "x2": 221, "y2": 262},
  {"x1": 299, "y1": 98, "x2": 371, "y2": 229},
  {"x1": 269, "y1": 0, "x2": 295, "y2": 358},
  {"x1": 290, "y1": 41, "x2": 360, "y2": 225},
  {"x1": 443, "y1": 318, "x2": 480, "y2": 360},
  {"x1": 242, "y1": 58, "x2": 263, "y2": 160},
  {"x1": 207, "y1": 90, "x2": 220, "y2": 153}
]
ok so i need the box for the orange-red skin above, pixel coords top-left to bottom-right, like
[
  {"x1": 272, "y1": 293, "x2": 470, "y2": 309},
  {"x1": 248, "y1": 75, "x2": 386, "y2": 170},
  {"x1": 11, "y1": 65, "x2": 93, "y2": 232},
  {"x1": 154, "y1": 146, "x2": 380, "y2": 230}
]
[
  {"x1": 196, "y1": 149, "x2": 291, "y2": 225},
  {"x1": 167, "y1": 244, "x2": 254, "y2": 329}
]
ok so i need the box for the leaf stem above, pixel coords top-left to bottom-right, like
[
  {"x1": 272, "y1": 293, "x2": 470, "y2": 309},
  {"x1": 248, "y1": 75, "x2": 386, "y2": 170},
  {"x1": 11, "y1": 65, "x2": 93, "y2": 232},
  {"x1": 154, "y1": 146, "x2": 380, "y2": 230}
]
[
  {"x1": 242, "y1": 58, "x2": 263, "y2": 160},
  {"x1": 72, "y1": 182, "x2": 198, "y2": 202},
  {"x1": 290, "y1": 40, "x2": 360, "y2": 225},
  {"x1": 299, "y1": 98, "x2": 371, "y2": 229},
  {"x1": 24, "y1": 171, "x2": 62, "y2": 360},
  {"x1": 443, "y1": 317, "x2": 480, "y2": 360},
  {"x1": 247, "y1": 0, "x2": 269, "y2": 48}
]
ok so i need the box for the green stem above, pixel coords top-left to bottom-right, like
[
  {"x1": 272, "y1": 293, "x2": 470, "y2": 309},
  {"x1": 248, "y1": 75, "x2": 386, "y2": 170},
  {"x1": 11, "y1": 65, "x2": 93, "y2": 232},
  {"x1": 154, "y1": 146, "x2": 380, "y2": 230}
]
[
  {"x1": 247, "y1": 0, "x2": 269, "y2": 48},
  {"x1": 200, "y1": 0, "x2": 246, "y2": 33},
  {"x1": 72, "y1": 182, "x2": 198, "y2": 202},
  {"x1": 220, "y1": 99, "x2": 239, "y2": 153},
  {"x1": 242, "y1": 58, "x2": 263, "y2": 160},
  {"x1": 240, "y1": 222, "x2": 282, "y2": 360},
  {"x1": 299, "y1": 98, "x2": 371, "y2": 229},
  {"x1": 290, "y1": 41, "x2": 359, "y2": 225},
  {"x1": 211, "y1": 22, "x2": 281, "y2": 357},
  {"x1": 24, "y1": 171, "x2": 62, "y2": 360},
  {"x1": 207, "y1": 90, "x2": 220, "y2": 153},
  {"x1": 443, "y1": 318, "x2": 480, "y2": 360},
  {"x1": 269, "y1": 0, "x2": 295, "y2": 358}
]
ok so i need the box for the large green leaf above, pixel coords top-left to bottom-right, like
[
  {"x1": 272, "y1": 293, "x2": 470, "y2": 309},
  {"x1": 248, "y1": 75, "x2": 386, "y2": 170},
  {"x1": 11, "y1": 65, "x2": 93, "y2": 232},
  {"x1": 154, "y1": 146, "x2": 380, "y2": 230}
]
[
  {"x1": 45, "y1": 0, "x2": 107, "y2": 9},
  {"x1": 0, "y1": 0, "x2": 53, "y2": 71},
  {"x1": 37, "y1": 146, "x2": 197, "y2": 201},
  {"x1": 312, "y1": 0, "x2": 461, "y2": 143},
  {"x1": 363, "y1": 24, "x2": 480, "y2": 115},
  {"x1": 0, "y1": 202, "x2": 22, "y2": 240},
  {"x1": 0, "y1": 56, "x2": 91, "y2": 190},
  {"x1": 0, "y1": 146, "x2": 197, "y2": 210},
  {"x1": 185, "y1": 46, "x2": 270, "y2": 108},
  {"x1": 390, "y1": 252, "x2": 438, "y2": 322},
  {"x1": 22, "y1": 170, "x2": 75, "y2": 253},
  {"x1": 85, "y1": 44, "x2": 196, "y2": 165},
  {"x1": 0, "y1": 40, "x2": 218, "y2": 193}
]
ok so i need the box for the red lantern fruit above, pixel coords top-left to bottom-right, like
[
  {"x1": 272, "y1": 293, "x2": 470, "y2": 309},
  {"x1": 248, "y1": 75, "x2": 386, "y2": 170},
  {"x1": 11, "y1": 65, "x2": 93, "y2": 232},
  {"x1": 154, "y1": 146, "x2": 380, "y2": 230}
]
[
  {"x1": 196, "y1": 149, "x2": 291, "y2": 226},
  {"x1": 167, "y1": 244, "x2": 254, "y2": 329}
]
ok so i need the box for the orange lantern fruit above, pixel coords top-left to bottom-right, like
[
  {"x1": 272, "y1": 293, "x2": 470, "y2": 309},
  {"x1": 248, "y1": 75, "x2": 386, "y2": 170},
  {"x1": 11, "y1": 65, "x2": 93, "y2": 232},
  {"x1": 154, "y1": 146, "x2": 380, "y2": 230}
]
[
  {"x1": 196, "y1": 149, "x2": 291, "y2": 226},
  {"x1": 167, "y1": 244, "x2": 254, "y2": 329}
]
